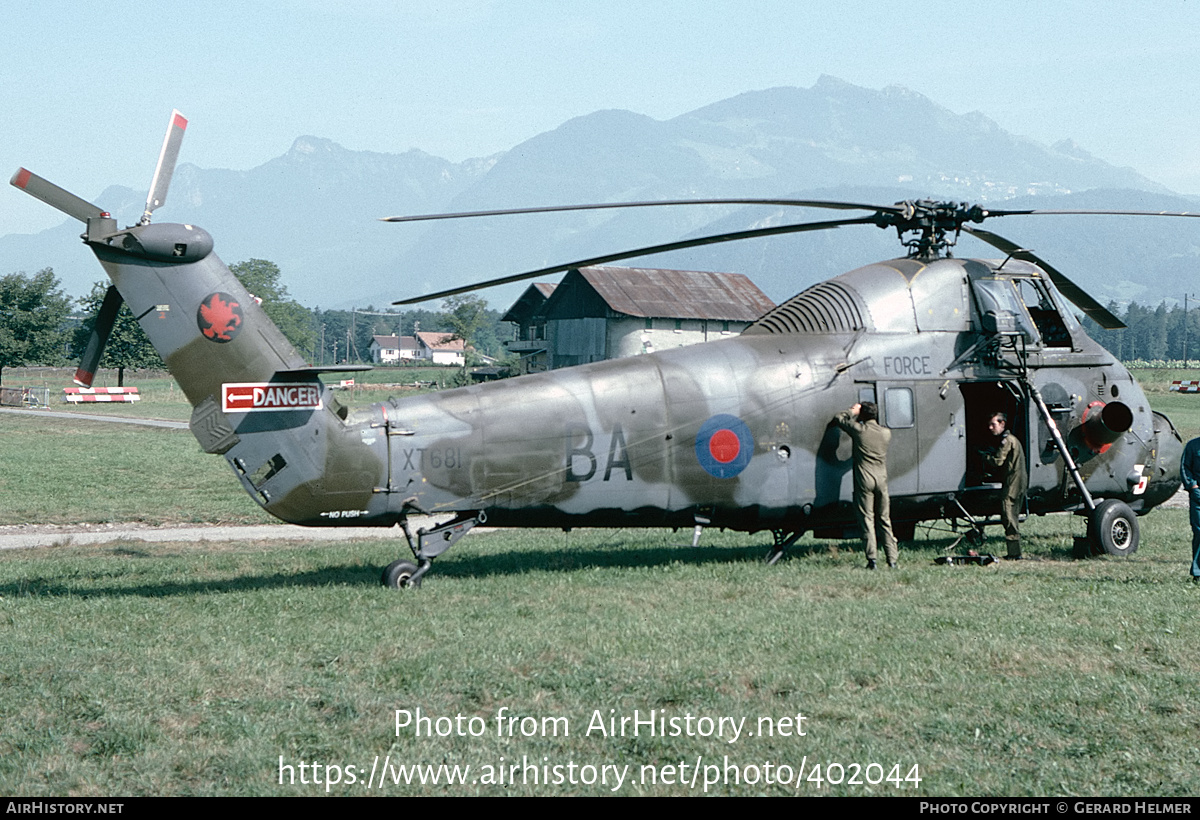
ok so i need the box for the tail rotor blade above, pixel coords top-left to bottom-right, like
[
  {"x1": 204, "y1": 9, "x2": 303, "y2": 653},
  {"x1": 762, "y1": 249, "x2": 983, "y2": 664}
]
[
  {"x1": 74, "y1": 286, "x2": 124, "y2": 387},
  {"x1": 10, "y1": 167, "x2": 104, "y2": 223},
  {"x1": 141, "y1": 109, "x2": 188, "y2": 224}
]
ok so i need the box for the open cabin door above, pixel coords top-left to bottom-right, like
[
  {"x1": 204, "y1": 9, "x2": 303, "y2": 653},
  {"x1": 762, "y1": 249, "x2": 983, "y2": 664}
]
[
  {"x1": 856, "y1": 381, "x2": 966, "y2": 497},
  {"x1": 960, "y1": 381, "x2": 1028, "y2": 490}
]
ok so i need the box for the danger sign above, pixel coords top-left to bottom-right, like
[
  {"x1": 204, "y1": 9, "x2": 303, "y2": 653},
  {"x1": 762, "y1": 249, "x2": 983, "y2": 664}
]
[{"x1": 222, "y1": 382, "x2": 322, "y2": 413}]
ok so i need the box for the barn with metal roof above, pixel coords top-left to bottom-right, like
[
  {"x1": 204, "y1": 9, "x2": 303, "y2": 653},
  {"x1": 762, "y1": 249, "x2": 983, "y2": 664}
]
[{"x1": 504, "y1": 266, "x2": 774, "y2": 372}]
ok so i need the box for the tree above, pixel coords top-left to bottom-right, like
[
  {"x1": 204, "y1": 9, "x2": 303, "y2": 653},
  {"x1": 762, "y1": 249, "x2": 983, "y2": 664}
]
[
  {"x1": 73, "y1": 282, "x2": 163, "y2": 386},
  {"x1": 229, "y1": 259, "x2": 317, "y2": 358},
  {"x1": 0, "y1": 269, "x2": 72, "y2": 385},
  {"x1": 443, "y1": 294, "x2": 490, "y2": 364}
]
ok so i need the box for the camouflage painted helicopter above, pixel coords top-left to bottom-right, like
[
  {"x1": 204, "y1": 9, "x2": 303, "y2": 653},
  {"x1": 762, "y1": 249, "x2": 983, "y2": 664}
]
[{"x1": 11, "y1": 111, "x2": 1194, "y2": 588}]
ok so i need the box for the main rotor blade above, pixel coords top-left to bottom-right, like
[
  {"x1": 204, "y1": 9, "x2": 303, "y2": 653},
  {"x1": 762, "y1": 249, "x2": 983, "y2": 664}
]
[
  {"x1": 142, "y1": 109, "x2": 188, "y2": 224},
  {"x1": 962, "y1": 225, "x2": 1125, "y2": 330},
  {"x1": 983, "y1": 207, "x2": 1200, "y2": 219},
  {"x1": 10, "y1": 167, "x2": 104, "y2": 223},
  {"x1": 394, "y1": 216, "x2": 879, "y2": 304},
  {"x1": 74, "y1": 286, "x2": 124, "y2": 387},
  {"x1": 381, "y1": 198, "x2": 902, "y2": 223}
]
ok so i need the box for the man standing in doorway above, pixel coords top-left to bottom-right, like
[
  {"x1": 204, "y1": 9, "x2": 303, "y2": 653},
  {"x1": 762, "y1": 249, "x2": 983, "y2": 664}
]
[
  {"x1": 983, "y1": 412, "x2": 1027, "y2": 560},
  {"x1": 1179, "y1": 434, "x2": 1200, "y2": 583},
  {"x1": 836, "y1": 402, "x2": 898, "y2": 569}
]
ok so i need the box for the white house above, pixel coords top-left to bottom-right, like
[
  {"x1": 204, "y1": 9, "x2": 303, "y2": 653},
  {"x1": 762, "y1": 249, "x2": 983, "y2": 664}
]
[
  {"x1": 369, "y1": 335, "x2": 421, "y2": 364},
  {"x1": 415, "y1": 332, "x2": 466, "y2": 366}
]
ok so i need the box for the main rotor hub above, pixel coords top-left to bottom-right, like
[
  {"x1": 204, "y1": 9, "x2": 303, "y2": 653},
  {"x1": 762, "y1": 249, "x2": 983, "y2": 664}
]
[{"x1": 878, "y1": 200, "x2": 988, "y2": 259}]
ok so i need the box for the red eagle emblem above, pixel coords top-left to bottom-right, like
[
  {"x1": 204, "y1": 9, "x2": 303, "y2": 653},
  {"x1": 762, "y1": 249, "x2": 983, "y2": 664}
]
[{"x1": 197, "y1": 292, "x2": 244, "y2": 343}]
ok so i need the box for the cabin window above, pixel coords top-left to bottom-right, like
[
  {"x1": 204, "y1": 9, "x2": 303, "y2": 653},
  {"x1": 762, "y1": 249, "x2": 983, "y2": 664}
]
[{"x1": 884, "y1": 387, "x2": 914, "y2": 429}]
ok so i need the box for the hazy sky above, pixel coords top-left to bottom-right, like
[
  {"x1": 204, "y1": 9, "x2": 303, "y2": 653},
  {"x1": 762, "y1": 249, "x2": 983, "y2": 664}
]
[{"x1": 4, "y1": 1, "x2": 1199, "y2": 234}]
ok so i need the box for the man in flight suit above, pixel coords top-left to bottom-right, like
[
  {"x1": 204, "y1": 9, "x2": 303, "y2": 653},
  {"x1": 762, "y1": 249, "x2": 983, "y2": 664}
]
[
  {"x1": 983, "y1": 412, "x2": 1027, "y2": 559},
  {"x1": 836, "y1": 402, "x2": 898, "y2": 569}
]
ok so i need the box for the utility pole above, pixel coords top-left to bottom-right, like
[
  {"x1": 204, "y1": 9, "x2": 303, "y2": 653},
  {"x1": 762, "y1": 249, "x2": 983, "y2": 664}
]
[{"x1": 1186, "y1": 293, "x2": 1194, "y2": 369}]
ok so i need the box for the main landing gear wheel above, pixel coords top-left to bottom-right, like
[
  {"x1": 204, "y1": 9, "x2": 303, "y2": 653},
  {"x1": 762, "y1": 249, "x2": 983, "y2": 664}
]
[
  {"x1": 1089, "y1": 499, "x2": 1140, "y2": 557},
  {"x1": 382, "y1": 559, "x2": 420, "y2": 589}
]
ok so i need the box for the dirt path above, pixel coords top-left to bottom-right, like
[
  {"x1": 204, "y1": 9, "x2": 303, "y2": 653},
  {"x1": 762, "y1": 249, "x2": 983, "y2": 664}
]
[
  {"x1": 0, "y1": 516, "x2": 472, "y2": 551},
  {"x1": 0, "y1": 406, "x2": 190, "y2": 428}
]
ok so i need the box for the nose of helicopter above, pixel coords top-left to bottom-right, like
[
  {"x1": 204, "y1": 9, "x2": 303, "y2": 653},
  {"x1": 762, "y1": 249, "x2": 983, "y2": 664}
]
[{"x1": 1144, "y1": 411, "x2": 1185, "y2": 506}]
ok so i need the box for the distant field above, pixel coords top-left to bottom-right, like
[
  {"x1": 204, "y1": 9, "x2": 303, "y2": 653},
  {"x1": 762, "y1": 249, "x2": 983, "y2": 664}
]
[
  {"x1": 1, "y1": 365, "x2": 460, "y2": 422},
  {"x1": 2, "y1": 365, "x2": 1199, "y2": 796},
  {"x1": 1139, "y1": 382, "x2": 1200, "y2": 439}
]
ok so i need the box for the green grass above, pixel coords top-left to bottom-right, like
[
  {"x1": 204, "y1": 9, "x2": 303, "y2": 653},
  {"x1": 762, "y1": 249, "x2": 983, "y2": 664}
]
[
  {"x1": 1, "y1": 365, "x2": 1199, "y2": 795},
  {"x1": 1, "y1": 519, "x2": 1199, "y2": 796},
  {"x1": 0, "y1": 414, "x2": 264, "y2": 526}
]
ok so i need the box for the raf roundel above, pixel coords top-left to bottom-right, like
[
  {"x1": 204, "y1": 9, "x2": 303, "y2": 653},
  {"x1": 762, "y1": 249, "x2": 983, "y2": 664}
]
[
  {"x1": 695, "y1": 414, "x2": 754, "y2": 479},
  {"x1": 197, "y1": 292, "x2": 244, "y2": 343}
]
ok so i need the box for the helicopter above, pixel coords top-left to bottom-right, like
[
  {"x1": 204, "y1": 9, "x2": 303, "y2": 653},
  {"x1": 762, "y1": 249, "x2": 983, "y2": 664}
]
[{"x1": 11, "y1": 111, "x2": 1195, "y2": 588}]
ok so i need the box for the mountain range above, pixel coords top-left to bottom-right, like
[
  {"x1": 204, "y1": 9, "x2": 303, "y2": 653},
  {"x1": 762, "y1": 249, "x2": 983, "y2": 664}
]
[{"x1": 4, "y1": 75, "x2": 1197, "y2": 311}]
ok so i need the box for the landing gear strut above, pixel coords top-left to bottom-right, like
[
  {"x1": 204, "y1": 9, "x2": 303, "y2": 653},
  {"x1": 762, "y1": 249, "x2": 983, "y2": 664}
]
[
  {"x1": 381, "y1": 511, "x2": 486, "y2": 589},
  {"x1": 1028, "y1": 381, "x2": 1141, "y2": 559},
  {"x1": 766, "y1": 530, "x2": 803, "y2": 565}
]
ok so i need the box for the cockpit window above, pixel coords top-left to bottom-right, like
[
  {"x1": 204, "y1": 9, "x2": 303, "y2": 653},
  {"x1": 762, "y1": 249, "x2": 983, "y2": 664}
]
[
  {"x1": 972, "y1": 279, "x2": 1037, "y2": 342},
  {"x1": 1047, "y1": 285, "x2": 1084, "y2": 334},
  {"x1": 1013, "y1": 277, "x2": 1074, "y2": 348}
]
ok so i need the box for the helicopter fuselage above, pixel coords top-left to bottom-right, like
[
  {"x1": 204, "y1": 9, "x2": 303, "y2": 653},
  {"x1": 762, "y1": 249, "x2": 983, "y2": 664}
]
[{"x1": 172, "y1": 250, "x2": 1179, "y2": 540}]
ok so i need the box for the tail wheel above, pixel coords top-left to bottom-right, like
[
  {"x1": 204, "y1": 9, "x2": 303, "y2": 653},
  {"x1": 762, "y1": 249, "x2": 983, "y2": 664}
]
[
  {"x1": 1089, "y1": 499, "x2": 1140, "y2": 557},
  {"x1": 382, "y1": 559, "x2": 420, "y2": 589}
]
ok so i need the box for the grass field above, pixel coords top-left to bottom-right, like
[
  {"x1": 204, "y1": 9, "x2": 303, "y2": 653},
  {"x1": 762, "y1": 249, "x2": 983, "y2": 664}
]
[
  {"x1": 0, "y1": 413, "x2": 263, "y2": 526},
  {"x1": 1, "y1": 367, "x2": 1199, "y2": 796}
]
